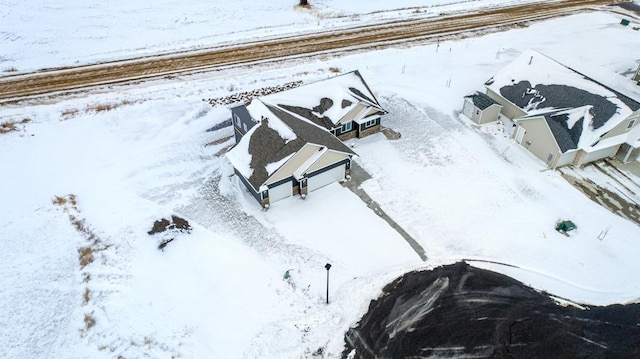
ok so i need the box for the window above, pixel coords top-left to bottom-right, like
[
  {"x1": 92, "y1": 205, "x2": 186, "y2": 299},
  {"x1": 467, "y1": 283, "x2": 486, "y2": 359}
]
[
  {"x1": 341, "y1": 122, "x2": 352, "y2": 133},
  {"x1": 234, "y1": 114, "x2": 241, "y2": 127},
  {"x1": 243, "y1": 123, "x2": 247, "y2": 132},
  {"x1": 628, "y1": 119, "x2": 636, "y2": 130},
  {"x1": 364, "y1": 119, "x2": 377, "y2": 129}
]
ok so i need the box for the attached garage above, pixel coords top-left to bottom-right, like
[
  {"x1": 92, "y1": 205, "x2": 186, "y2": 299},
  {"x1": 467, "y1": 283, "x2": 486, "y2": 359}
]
[
  {"x1": 267, "y1": 179, "x2": 293, "y2": 204},
  {"x1": 575, "y1": 145, "x2": 620, "y2": 166},
  {"x1": 307, "y1": 162, "x2": 346, "y2": 192}
]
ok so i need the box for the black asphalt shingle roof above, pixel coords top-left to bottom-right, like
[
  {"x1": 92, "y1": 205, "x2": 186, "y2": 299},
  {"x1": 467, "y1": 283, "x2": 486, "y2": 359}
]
[
  {"x1": 465, "y1": 92, "x2": 499, "y2": 110},
  {"x1": 543, "y1": 110, "x2": 585, "y2": 153}
]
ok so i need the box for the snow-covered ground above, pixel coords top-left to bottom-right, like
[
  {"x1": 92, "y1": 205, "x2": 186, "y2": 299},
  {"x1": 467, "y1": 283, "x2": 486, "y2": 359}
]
[
  {"x1": 2, "y1": 0, "x2": 560, "y2": 74},
  {"x1": 2, "y1": 3, "x2": 640, "y2": 359}
]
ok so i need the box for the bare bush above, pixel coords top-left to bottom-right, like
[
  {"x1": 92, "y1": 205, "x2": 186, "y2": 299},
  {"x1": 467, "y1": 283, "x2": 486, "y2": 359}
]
[
  {"x1": 78, "y1": 246, "x2": 94, "y2": 269},
  {"x1": 52, "y1": 196, "x2": 67, "y2": 206},
  {"x1": 0, "y1": 121, "x2": 17, "y2": 134},
  {"x1": 83, "y1": 287, "x2": 90, "y2": 304},
  {"x1": 83, "y1": 313, "x2": 96, "y2": 330},
  {"x1": 329, "y1": 66, "x2": 341, "y2": 73}
]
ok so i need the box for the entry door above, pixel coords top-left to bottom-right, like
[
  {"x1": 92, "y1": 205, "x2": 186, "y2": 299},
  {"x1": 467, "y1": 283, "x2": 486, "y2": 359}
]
[{"x1": 515, "y1": 126, "x2": 526, "y2": 144}]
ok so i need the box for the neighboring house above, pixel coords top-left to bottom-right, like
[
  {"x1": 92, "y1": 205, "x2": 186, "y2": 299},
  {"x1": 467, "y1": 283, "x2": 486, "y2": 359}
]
[
  {"x1": 254, "y1": 70, "x2": 387, "y2": 141},
  {"x1": 461, "y1": 91, "x2": 503, "y2": 125},
  {"x1": 634, "y1": 61, "x2": 640, "y2": 83},
  {"x1": 226, "y1": 70, "x2": 386, "y2": 208},
  {"x1": 483, "y1": 49, "x2": 640, "y2": 168},
  {"x1": 226, "y1": 100, "x2": 356, "y2": 208}
]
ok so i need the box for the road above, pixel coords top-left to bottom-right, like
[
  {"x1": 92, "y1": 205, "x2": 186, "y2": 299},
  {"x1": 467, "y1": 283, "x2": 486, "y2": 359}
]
[{"x1": 0, "y1": 0, "x2": 619, "y2": 101}]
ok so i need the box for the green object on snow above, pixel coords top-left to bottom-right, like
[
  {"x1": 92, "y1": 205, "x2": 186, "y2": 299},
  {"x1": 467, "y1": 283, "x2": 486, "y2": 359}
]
[
  {"x1": 284, "y1": 270, "x2": 291, "y2": 280},
  {"x1": 621, "y1": 19, "x2": 630, "y2": 26},
  {"x1": 556, "y1": 220, "x2": 576, "y2": 233}
]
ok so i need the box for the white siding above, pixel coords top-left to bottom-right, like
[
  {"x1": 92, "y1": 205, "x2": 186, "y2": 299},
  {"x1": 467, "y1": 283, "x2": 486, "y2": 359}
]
[
  {"x1": 580, "y1": 146, "x2": 619, "y2": 165},
  {"x1": 462, "y1": 99, "x2": 474, "y2": 119}
]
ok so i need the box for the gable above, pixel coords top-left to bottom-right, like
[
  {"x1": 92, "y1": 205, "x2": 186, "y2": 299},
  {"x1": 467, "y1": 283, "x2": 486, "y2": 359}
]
[
  {"x1": 259, "y1": 70, "x2": 386, "y2": 130},
  {"x1": 227, "y1": 101, "x2": 356, "y2": 191}
]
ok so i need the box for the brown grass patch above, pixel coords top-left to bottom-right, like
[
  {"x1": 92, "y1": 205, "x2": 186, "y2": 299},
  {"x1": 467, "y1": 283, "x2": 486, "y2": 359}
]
[
  {"x1": 62, "y1": 99, "x2": 133, "y2": 120},
  {"x1": 83, "y1": 287, "x2": 90, "y2": 304},
  {"x1": 3, "y1": 66, "x2": 18, "y2": 72},
  {"x1": 84, "y1": 313, "x2": 96, "y2": 330},
  {"x1": 78, "y1": 246, "x2": 95, "y2": 269},
  {"x1": 61, "y1": 108, "x2": 79, "y2": 119},
  {"x1": 52, "y1": 195, "x2": 68, "y2": 206},
  {"x1": 328, "y1": 66, "x2": 341, "y2": 73},
  {"x1": 0, "y1": 121, "x2": 17, "y2": 134}
]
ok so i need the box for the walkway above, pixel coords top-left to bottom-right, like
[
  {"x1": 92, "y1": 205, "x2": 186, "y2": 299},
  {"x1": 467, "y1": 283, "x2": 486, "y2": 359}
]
[{"x1": 342, "y1": 161, "x2": 428, "y2": 261}]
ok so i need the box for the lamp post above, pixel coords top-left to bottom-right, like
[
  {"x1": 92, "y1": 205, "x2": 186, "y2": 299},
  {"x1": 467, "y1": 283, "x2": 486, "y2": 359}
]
[{"x1": 324, "y1": 263, "x2": 332, "y2": 304}]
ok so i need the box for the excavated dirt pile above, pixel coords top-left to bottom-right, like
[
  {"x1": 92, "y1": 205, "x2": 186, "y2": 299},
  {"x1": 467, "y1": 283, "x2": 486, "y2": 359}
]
[{"x1": 343, "y1": 262, "x2": 640, "y2": 358}]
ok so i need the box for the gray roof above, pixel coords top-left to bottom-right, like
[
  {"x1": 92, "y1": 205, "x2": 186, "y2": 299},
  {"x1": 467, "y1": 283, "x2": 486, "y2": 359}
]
[
  {"x1": 542, "y1": 110, "x2": 584, "y2": 153},
  {"x1": 465, "y1": 91, "x2": 499, "y2": 110},
  {"x1": 498, "y1": 81, "x2": 625, "y2": 130},
  {"x1": 244, "y1": 103, "x2": 356, "y2": 190}
]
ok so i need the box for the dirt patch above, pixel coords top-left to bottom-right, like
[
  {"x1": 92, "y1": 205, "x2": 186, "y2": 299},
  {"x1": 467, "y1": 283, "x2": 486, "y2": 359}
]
[
  {"x1": 148, "y1": 215, "x2": 192, "y2": 250},
  {"x1": 381, "y1": 127, "x2": 401, "y2": 140},
  {"x1": 344, "y1": 262, "x2": 640, "y2": 358},
  {"x1": 0, "y1": 118, "x2": 30, "y2": 134}
]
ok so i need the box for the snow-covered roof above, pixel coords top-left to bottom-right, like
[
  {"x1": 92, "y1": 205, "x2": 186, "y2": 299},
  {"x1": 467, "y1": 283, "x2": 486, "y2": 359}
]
[
  {"x1": 259, "y1": 70, "x2": 386, "y2": 130},
  {"x1": 226, "y1": 101, "x2": 356, "y2": 191},
  {"x1": 487, "y1": 49, "x2": 640, "y2": 152},
  {"x1": 464, "y1": 91, "x2": 500, "y2": 110}
]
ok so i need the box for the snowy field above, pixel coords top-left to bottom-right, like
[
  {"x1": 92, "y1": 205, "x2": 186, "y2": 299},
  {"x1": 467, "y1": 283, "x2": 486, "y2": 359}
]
[
  {"x1": 3, "y1": 0, "x2": 553, "y2": 74},
  {"x1": 2, "y1": 3, "x2": 640, "y2": 359}
]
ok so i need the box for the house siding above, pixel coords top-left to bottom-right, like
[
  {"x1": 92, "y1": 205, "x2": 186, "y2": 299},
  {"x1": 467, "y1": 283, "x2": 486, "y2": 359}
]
[
  {"x1": 234, "y1": 168, "x2": 261, "y2": 204},
  {"x1": 478, "y1": 104, "x2": 502, "y2": 125},
  {"x1": 554, "y1": 151, "x2": 578, "y2": 168},
  {"x1": 230, "y1": 104, "x2": 256, "y2": 143},
  {"x1": 574, "y1": 145, "x2": 620, "y2": 166},
  {"x1": 601, "y1": 111, "x2": 640, "y2": 140},
  {"x1": 515, "y1": 117, "x2": 562, "y2": 168},
  {"x1": 485, "y1": 88, "x2": 527, "y2": 119},
  {"x1": 306, "y1": 158, "x2": 349, "y2": 178},
  {"x1": 306, "y1": 151, "x2": 349, "y2": 173},
  {"x1": 358, "y1": 118, "x2": 381, "y2": 138},
  {"x1": 266, "y1": 144, "x2": 321, "y2": 186}
]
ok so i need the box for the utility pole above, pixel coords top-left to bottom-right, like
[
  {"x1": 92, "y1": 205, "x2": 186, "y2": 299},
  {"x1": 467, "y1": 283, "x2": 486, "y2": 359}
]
[{"x1": 324, "y1": 263, "x2": 332, "y2": 304}]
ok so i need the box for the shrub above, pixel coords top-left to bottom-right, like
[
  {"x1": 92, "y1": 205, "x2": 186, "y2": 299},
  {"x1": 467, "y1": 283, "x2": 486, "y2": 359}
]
[{"x1": 83, "y1": 313, "x2": 96, "y2": 330}]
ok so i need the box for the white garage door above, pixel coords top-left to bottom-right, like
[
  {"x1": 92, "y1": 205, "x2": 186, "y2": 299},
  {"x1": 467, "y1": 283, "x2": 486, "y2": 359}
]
[
  {"x1": 581, "y1": 146, "x2": 618, "y2": 164},
  {"x1": 307, "y1": 164, "x2": 345, "y2": 192},
  {"x1": 268, "y1": 181, "x2": 292, "y2": 203}
]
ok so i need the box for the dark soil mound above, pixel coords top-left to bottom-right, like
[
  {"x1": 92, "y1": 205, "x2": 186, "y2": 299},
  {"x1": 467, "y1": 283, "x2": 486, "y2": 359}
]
[{"x1": 343, "y1": 262, "x2": 640, "y2": 358}]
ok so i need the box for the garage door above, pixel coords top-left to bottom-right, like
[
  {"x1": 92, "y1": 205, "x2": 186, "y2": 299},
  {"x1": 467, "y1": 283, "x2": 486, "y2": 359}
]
[
  {"x1": 581, "y1": 146, "x2": 618, "y2": 164},
  {"x1": 307, "y1": 164, "x2": 345, "y2": 192},
  {"x1": 268, "y1": 181, "x2": 292, "y2": 204}
]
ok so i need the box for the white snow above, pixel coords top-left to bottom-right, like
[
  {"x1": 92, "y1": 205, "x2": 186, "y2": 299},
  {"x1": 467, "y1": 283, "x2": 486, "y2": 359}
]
[
  {"x1": 0, "y1": 0, "x2": 551, "y2": 74},
  {"x1": 2, "y1": 3, "x2": 640, "y2": 359}
]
